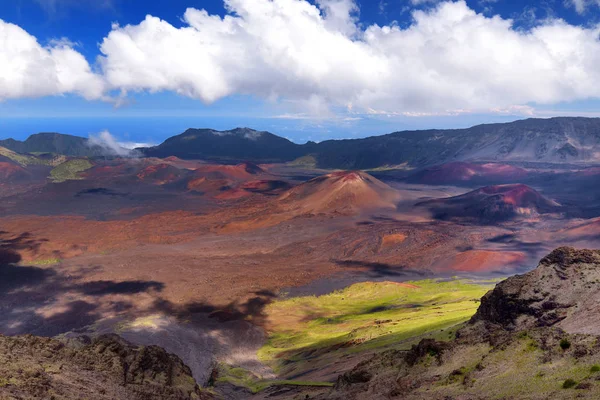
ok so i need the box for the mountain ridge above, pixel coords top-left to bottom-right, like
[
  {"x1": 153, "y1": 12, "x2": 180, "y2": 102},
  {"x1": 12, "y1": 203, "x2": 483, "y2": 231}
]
[
  {"x1": 4, "y1": 117, "x2": 600, "y2": 168},
  {"x1": 0, "y1": 132, "x2": 105, "y2": 157}
]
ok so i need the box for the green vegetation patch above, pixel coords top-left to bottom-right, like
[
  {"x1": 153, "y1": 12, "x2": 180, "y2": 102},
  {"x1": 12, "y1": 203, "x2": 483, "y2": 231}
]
[
  {"x1": 215, "y1": 364, "x2": 333, "y2": 394},
  {"x1": 560, "y1": 338, "x2": 572, "y2": 350},
  {"x1": 258, "y1": 279, "x2": 492, "y2": 375},
  {"x1": 289, "y1": 155, "x2": 318, "y2": 168},
  {"x1": 0, "y1": 146, "x2": 66, "y2": 166},
  {"x1": 49, "y1": 159, "x2": 93, "y2": 183},
  {"x1": 29, "y1": 258, "x2": 61, "y2": 266},
  {"x1": 563, "y1": 378, "x2": 577, "y2": 389},
  {"x1": 0, "y1": 146, "x2": 41, "y2": 166},
  {"x1": 421, "y1": 334, "x2": 596, "y2": 399}
]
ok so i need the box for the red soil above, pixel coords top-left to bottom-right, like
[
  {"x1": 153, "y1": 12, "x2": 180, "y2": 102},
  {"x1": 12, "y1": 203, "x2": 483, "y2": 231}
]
[
  {"x1": 380, "y1": 233, "x2": 408, "y2": 248},
  {"x1": 137, "y1": 163, "x2": 183, "y2": 185},
  {"x1": 84, "y1": 163, "x2": 132, "y2": 179},
  {"x1": 194, "y1": 162, "x2": 265, "y2": 180},
  {"x1": 477, "y1": 184, "x2": 558, "y2": 208},
  {"x1": 277, "y1": 171, "x2": 400, "y2": 215},
  {"x1": 561, "y1": 217, "x2": 600, "y2": 238},
  {"x1": 443, "y1": 250, "x2": 526, "y2": 272},
  {"x1": 241, "y1": 180, "x2": 275, "y2": 191},
  {"x1": 0, "y1": 162, "x2": 29, "y2": 181},
  {"x1": 214, "y1": 188, "x2": 252, "y2": 200},
  {"x1": 0, "y1": 211, "x2": 210, "y2": 262},
  {"x1": 240, "y1": 180, "x2": 291, "y2": 193},
  {"x1": 425, "y1": 184, "x2": 560, "y2": 220},
  {"x1": 186, "y1": 177, "x2": 232, "y2": 193}
]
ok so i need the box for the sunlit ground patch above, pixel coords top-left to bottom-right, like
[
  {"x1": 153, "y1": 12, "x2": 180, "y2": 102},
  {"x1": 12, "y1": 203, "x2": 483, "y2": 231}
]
[{"x1": 258, "y1": 279, "x2": 494, "y2": 378}]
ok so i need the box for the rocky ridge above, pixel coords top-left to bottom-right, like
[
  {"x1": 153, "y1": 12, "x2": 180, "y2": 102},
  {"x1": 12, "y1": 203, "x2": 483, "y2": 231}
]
[{"x1": 0, "y1": 333, "x2": 212, "y2": 400}]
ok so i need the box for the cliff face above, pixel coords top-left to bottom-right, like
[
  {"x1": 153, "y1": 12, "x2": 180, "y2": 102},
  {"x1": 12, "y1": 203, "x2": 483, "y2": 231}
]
[
  {"x1": 472, "y1": 247, "x2": 600, "y2": 334},
  {"x1": 0, "y1": 333, "x2": 213, "y2": 400}
]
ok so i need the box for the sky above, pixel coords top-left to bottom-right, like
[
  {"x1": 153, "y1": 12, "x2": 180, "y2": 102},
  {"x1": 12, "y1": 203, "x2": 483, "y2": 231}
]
[{"x1": 2, "y1": 0, "x2": 600, "y2": 144}]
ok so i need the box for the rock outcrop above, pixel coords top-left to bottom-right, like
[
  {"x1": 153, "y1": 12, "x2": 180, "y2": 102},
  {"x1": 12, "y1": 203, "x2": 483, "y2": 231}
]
[
  {"x1": 471, "y1": 247, "x2": 600, "y2": 334},
  {"x1": 0, "y1": 333, "x2": 212, "y2": 400},
  {"x1": 325, "y1": 247, "x2": 600, "y2": 400}
]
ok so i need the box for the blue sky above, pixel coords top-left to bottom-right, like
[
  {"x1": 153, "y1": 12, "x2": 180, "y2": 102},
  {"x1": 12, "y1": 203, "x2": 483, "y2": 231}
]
[{"x1": 1, "y1": 0, "x2": 600, "y2": 144}]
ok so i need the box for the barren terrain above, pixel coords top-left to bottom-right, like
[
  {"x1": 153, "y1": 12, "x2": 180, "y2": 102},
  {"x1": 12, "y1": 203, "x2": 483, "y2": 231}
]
[{"x1": 3, "y1": 149, "x2": 600, "y2": 397}]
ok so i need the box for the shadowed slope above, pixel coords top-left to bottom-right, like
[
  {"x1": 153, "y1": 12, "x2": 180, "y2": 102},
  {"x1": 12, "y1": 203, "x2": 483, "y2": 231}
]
[
  {"x1": 407, "y1": 162, "x2": 528, "y2": 185},
  {"x1": 420, "y1": 184, "x2": 560, "y2": 222}
]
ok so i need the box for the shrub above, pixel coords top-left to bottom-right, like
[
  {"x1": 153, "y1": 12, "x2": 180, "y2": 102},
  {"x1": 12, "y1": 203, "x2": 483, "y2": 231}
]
[
  {"x1": 590, "y1": 365, "x2": 600, "y2": 373},
  {"x1": 560, "y1": 338, "x2": 571, "y2": 350},
  {"x1": 563, "y1": 379, "x2": 577, "y2": 389}
]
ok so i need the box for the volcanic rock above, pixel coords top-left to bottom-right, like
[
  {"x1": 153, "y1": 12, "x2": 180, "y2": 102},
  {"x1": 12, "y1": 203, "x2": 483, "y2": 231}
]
[
  {"x1": 0, "y1": 333, "x2": 211, "y2": 399},
  {"x1": 471, "y1": 247, "x2": 600, "y2": 334}
]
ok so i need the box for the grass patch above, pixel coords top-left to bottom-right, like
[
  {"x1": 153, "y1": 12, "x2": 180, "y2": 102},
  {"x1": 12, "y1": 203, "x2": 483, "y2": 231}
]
[
  {"x1": 215, "y1": 364, "x2": 332, "y2": 393},
  {"x1": 289, "y1": 155, "x2": 318, "y2": 168},
  {"x1": 364, "y1": 162, "x2": 414, "y2": 172},
  {"x1": 49, "y1": 159, "x2": 93, "y2": 182},
  {"x1": 258, "y1": 279, "x2": 492, "y2": 374},
  {"x1": 0, "y1": 146, "x2": 66, "y2": 166},
  {"x1": 562, "y1": 378, "x2": 577, "y2": 389},
  {"x1": 29, "y1": 258, "x2": 61, "y2": 266}
]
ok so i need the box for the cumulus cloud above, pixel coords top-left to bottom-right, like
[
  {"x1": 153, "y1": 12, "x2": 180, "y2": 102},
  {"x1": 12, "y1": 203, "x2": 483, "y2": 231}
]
[
  {"x1": 97, "y1": 0, "x2": 600, "y2": 115},
  {"x1": 5, "y1": 0, "x2": 600, "y2": 116},
  {"x1": 88, "y1": 130, "x2": 143, "y2": 157},
  {"x1": 0, "y1": 19, "x2": 104, "y2": 100}
]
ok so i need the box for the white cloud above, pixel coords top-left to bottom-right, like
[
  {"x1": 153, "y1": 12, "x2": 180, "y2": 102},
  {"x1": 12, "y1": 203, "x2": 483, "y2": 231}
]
[
  {"x1": 567, "y1": 0, "x2": 600, "y2": 14},
  {"x1": 96, "y1": 0, "x2": 600, "y2": 116},
  {"x1": 4, "y1": 0, "x2": 600, "y2": 117},
  {"x1": 88, "y1": 130, "x2": 142, "y2": 156},
  {"x1": 118, "y1": 141, "x2": 155, "y2": 149},
  {"x1": 315, "y1": 0, "x2": 360, "y2": 36},
  {"x1": 0, "y1": 19, "x2": 104, "y2": 100}
]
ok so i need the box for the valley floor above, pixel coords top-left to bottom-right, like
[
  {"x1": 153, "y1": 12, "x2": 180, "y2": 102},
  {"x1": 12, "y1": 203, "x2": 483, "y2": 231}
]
[{"x1": 2, "y1": 156, "x2": 600, "y2": 398}]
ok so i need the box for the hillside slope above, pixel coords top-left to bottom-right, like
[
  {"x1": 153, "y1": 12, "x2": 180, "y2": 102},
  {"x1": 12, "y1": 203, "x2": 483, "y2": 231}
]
[
  {"x1": 0, "y1": 333, "x2": 212, "y2": 400},
  {"x1": 142, "y1": 128, "x2": 304, "y2": 162},
  {"x1": 419, "y1": 184, "x2": 560, "y2": 222},
  {"x1": 325, "y1": 247, "x2": 600, "y2": 400},
  {"x1": 277, "y1": 171, "x2": 400, "y2": 214},
  {"x1": 406, "y1": 161, "x2": 528, "y2": 185}
]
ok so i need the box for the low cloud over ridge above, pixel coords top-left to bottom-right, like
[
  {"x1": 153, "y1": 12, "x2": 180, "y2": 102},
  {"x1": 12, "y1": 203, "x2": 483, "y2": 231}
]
[
  {"x1": 3, "y1": 0, "x2": 600, "y2": 115},
  {"x1": 88, "y1": 130, "x2": 148, "y2": 157}
]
